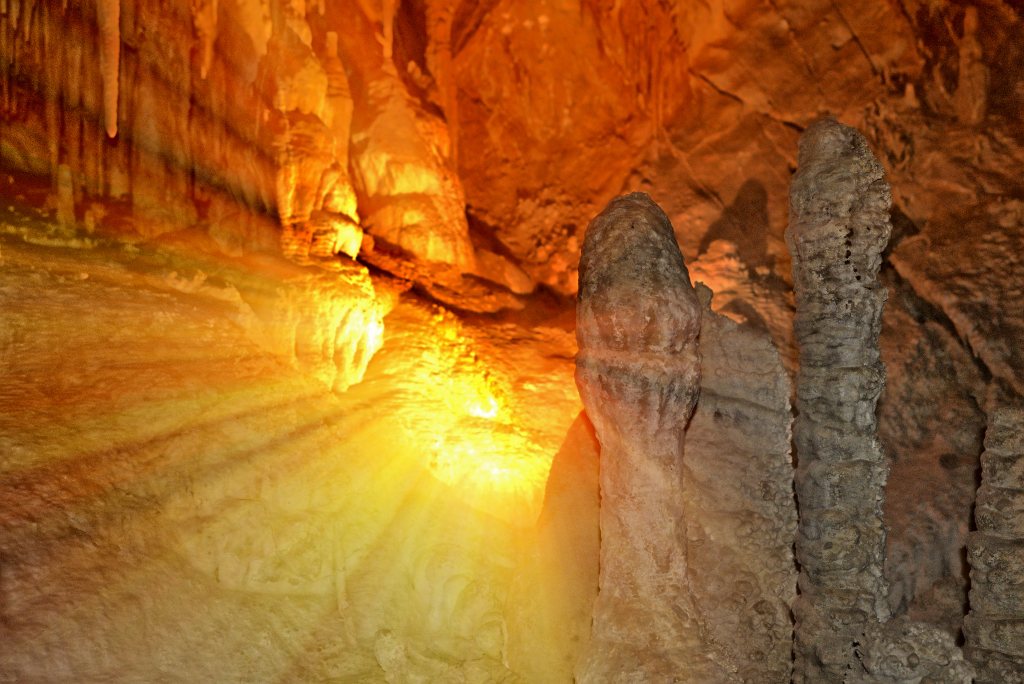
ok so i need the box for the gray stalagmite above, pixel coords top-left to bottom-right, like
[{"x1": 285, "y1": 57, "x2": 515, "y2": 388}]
[
  {"x1": 787, "y1": 117, "x2": 894, "y2": 681},
  {"x1": 788, "y1": 117, "x2": 972, "y2": 684},
  {"x1": 574, "y1": 193, "x2": 734, "y2": 682},
  {"x1": 965, "y1": 407, "x2": 1024, "y2": 682},
  {"x1": 682, "y1": 284, "x2": 798, "y2": 683}
]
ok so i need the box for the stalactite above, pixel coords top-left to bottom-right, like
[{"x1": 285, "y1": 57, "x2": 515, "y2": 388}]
[
  {"x1": 965, "y1": 407, "x2": 1024, "y2": 682},
  {"x1": 97, "y1": 0, "x2": 119, "y2": 137},
  {"x1": 191, "y1": 0, "x2": 218, "y2": 79},
  {"x1": 425, "y1": 2, "x2": 457, "y2": 164}
]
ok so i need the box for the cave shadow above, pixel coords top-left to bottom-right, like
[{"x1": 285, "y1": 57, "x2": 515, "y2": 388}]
[{"x1": 698, "y1": 178, "x2": 771, "y2": 271}]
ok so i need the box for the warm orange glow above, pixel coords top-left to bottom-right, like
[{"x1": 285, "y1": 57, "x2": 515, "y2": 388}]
[{"x1": 371, "y1": 305, "x2": 571, "y2": 526}]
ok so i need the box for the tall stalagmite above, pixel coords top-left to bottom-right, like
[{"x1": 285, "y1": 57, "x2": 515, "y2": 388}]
[
  {"x1": 787, "y1": 117, "x2": 893, "y2": 681},
  {"x1": 965, "y1": 407, "x2": 1024, "y2": 682},
  {"x1": 575, "y1": 193, "x2": 734, "y2": 682},
  {"x1": 787, "y1": 117, "x2": 973, "y2": 684}
]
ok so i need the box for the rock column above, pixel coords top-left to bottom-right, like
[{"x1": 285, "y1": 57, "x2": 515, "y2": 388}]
[
  {"x1": 965, "y1": 407, "x2": 1024, "y2": 682},
  {"x1": 787, "y1": 117, "x2": 893, "y2": 682},
  {"x1": 575, "y1": 193, "x2": 732, "y2": 682}
]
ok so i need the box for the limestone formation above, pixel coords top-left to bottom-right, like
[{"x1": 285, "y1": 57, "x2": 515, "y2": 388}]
[
  {"x1": 575, "y1": 192, "x2": 733, "y2": 682},
  {"x1": 682, "y1": 284, "x2": 798, "y2": 683},
  {"x1": 788, "y1": 117, "x2": 971, "y2": 684},
  {"x1": 787, "y1": 117, "x2": 894, "y2": 681},
  {"x1": 965, "y1": 407, "x2": 1024, "y2": 682}
]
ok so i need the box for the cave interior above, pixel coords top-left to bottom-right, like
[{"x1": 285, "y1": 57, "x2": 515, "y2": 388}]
[{"x1": 2, "y1": 0, "x2": 1024, "y2": 682}]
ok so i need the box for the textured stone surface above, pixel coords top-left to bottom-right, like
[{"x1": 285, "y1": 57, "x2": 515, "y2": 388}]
[
  {"x1": 890, "y1": 200, "x2": 1024, "y2": 404},
  {"x1": 681, "y1": 284, "x2": 797, "y2": 683},
  {"x1": 4, "y1": 0, "x2": 1024, "y2": 679},
  {"x1": 787, "y1": 116, "x2": 894, "y2": 682},
  {"x1": 788, "y1": 117, "x2": 972, "y2": 684},
  {"x1": 857, "y1": 617, "x2": 974, "y2": 684},
  {"x1": 878, "y1": 291, "x2": 987, "y2": 637},
  {"x1": 575, "y1": 192, "x2": 728, "y2": 682},
  {"x1": 965, "y1": 407, "x2": 1024, "y2": 683}
]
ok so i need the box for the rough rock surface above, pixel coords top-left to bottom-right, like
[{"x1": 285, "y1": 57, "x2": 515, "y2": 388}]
[
  {"x1": 857, "y1": 617, "x2": 974, "y2": 684},
  {"x1": 507, "y1": 281, "x2": 799, "y2": 684},
  {"x1": 575, "y1": 192, "x2": 729, "y2": 682},
  {"x1": 787, "y1": 116, "x2": 894, "y2": 682},
  {"x1": 890, "y1": 200, "x2": 1024, "y2": 405},
  {"x1": 964, "y1": 407, "x2": 1024, "y2": 683},
  {"x1": 878, "y1": 286, "x2": 987, "y2": 637},
  {"x1": 681, "y1": 284, "x2": 797, "y2": 683},
  {"x1": 788, "y1": 117, "x2": 972, "y2": 684}
]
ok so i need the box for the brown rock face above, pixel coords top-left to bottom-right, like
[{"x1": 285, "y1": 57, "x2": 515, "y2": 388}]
[
  {"x1": 965, "y1": 407, "x2": 1024, "y2": 683},
  {"x1": 787, "y1": 117, "x2": 894, "y2": 681},
  {"x1": 574, "y1": 192, "x2": 724, "y2": 682}
]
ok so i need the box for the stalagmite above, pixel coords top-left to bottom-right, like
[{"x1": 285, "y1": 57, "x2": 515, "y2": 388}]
[
  {"x1": 575, "y1": 192, "x2": 733, "y2": 682},
  {"x1": 97, "y1": 0, "x2": 119, "y2": 138},
  {"x1": 788, "y1": 117, "x2": 972, "y2": 684},
  {"x1": 787, "y1": 116, "x2": 894, "y2": 681},
  {"x1": 682, "y1": 284, "x2": 798, "y2": 683},
  {"x1": 965, "y1": 407, "x2": 1024, "y2": 682}
]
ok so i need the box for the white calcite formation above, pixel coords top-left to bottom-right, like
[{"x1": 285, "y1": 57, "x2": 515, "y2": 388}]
[
  {"x1": 965, "y1": 407, "x2": 1024, "y2": 682},
  {"x1": 575, "y1": 192, "x2": 729, "y2": 682}
]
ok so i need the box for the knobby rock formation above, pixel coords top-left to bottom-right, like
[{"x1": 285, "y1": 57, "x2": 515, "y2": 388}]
[
  {"x1": 787, "y1": 117, "x2": 894, "y2": 681},
  {"x1": 965, "y1": 407, "x2": 1024, "y2": 682},
  {"x1": 788, "y1": 117, "x2": 971, "y2": 683},
  {"x1": 575, "y1": 192, "x2": 731, "y2": 682}
]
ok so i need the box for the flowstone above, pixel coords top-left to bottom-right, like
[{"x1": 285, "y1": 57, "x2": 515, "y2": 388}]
[{"x1": 965, "y1": 407, "x2": 1024, "y2": 683}]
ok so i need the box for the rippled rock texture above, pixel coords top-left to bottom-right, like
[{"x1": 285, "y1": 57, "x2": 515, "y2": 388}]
[
  {"x1": 574, "y1": 193, "x2": 799, "y2": 683},
  {"x1": 574, "y1": 192, "x2": 713, "y2": 682}
]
